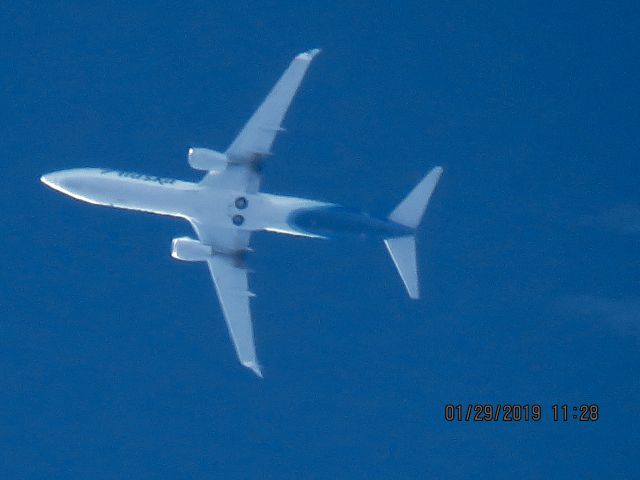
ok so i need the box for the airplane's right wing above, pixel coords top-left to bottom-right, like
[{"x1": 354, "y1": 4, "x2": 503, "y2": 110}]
[
  {"x1": 188, "y1": 219, "x2": 260, "y2": 376},
  {"x1": 206, "y1": 255, "x2": 261, "y2": 377}
]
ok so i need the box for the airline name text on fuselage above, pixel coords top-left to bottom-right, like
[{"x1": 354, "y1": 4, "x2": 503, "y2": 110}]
[{"x1": 100, "y1": 169, "x2": 177, "y2": 185}]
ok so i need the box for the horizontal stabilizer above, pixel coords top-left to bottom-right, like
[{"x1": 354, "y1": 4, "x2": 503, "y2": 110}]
[
  {"x1": 384, "y1": 167, "x2": 443, "y2": 299},
  {"x1": 384, "y1": 235, "x2": 419, "y2": 299},
  {"x1": 389, "y1": 167, "x2": 443, "y2": 229}
]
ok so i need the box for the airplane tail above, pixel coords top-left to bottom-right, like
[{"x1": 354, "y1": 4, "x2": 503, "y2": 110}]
[{"x1": 384, "y1": 167, "x2": 443, "y2": 299}]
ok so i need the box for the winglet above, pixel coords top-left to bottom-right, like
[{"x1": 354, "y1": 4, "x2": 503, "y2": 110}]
[
  {"x1": 243, "y1": 361, "x2": 263, "y2": 378},
  {"x1": 296, "y1": 48, "x2": 321, "y2": 61}
]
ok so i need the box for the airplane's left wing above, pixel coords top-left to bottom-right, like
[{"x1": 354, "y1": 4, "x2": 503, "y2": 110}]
[
  {"x1": 206, "y1": 255, "x2": 261, "y2": 377},
  {"x1": 200, "y1": 49, "x2": 320, "y2": 194},
  {"x1": 225, "y1": 48, "x2": 321, "y2": 164}
]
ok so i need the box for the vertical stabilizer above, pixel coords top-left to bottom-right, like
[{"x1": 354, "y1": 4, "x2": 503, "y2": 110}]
[{"x1": 384, "y1": 236, "x2": 419, "y2": 299}]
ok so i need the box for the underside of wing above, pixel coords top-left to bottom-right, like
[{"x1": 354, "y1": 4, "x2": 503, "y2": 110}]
[
  {"x1": 199, "y1": 49, "x2": 320, "y2": 194},
  {"x1": 206, "y1": 255, "x2": 261, "y2": 377},
  {"x1": 188, "y1": 219, "x2": 260, "y2": 376},
  {"x1": 225, "y1": 48, "x2": 321, "y2": 164}
]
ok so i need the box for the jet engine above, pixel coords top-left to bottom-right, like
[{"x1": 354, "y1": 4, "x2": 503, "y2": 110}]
[
  {"x1": 171, "y1": 236, "x2": 213, "y2": 262},
  {"x1": 187, "y1": 147, "x2": 228, "y2": 172}
]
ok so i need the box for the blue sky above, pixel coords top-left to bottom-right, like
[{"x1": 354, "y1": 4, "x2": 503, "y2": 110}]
[{"x1": 1, "y1": 2, "x2": 638, "y2": 478}]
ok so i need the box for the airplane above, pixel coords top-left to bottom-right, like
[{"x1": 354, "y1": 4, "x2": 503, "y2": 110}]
[{"x1": 40, "y1": 49, "x2": 443, "y2": 377}]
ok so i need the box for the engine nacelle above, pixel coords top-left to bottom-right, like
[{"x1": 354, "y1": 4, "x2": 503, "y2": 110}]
[
  {"x1": 171, "y1": 236, "x2": 213, "y2": 262},
  {"x1": 188, "y1": 147, "x2": 228, "y2": 172}
]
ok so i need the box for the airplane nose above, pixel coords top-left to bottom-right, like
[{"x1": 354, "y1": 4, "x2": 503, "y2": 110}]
[
  {"x1": 41, "y1": 172, "x2": 57, "y2": 187},
  {"x1": 40, "y1": 171, "x2": 68, "y2": 192}
]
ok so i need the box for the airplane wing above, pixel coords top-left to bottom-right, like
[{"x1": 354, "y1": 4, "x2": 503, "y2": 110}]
[
  {"x1": 188, "y1": 220, "x2": 260, "y2": 376},
  {"x1": 206, "y1": 255, "x2": 261, "y2": 377},
  {"x1": 200, "y1": 49, "x2": 320, "y2": 193},
  {"x1": 225, "y1": 48, "x2": 321, "y2": 164}
]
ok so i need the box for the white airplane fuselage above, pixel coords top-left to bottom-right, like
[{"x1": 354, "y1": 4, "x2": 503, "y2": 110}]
[{"x1": 41, "y1": 167, "x2": 413, "y2": 243}]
